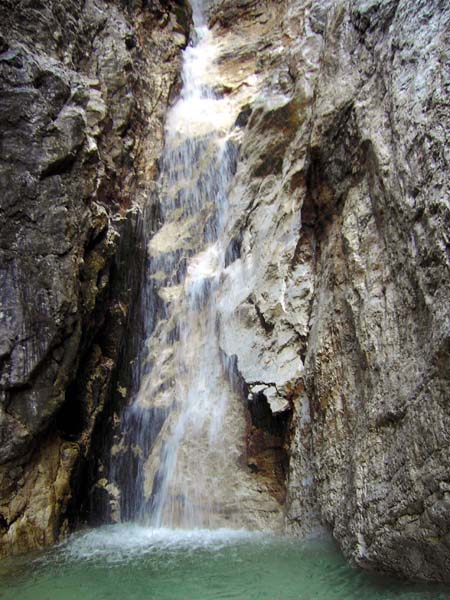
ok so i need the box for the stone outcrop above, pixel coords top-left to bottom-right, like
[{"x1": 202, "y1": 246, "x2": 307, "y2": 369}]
[
  {"x1": 202, "y1": 0, "x2": 449, "y2": 582},
  {"x1": 0, "y1": 0, "x2": 189, "y2": 555}
]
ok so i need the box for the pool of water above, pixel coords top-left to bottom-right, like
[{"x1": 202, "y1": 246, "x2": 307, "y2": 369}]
[{"x1": 0, "y1": 524, "x2": 449, "y2": 600}]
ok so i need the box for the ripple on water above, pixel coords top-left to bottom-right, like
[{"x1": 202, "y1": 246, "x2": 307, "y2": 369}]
[{"x1": 1, "y1": 525, "x2": 450, "y2": 600}]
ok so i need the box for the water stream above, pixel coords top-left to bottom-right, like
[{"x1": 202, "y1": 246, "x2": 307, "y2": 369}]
[{"x1": 115, "y1": 0, "x2": 273, "y2": 529}]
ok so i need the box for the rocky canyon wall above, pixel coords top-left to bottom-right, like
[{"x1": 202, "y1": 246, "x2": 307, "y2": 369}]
[
  {"x1": 204, "y1": 0, "x2": 450, "y2": 582},
  {"x1": 0, "y1": 0, "x2": 190, "y2": 555}
]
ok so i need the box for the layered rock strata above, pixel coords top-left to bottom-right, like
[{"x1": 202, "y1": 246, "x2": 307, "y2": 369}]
[{"x1": 0, "y1": 0, "x2": 189, "y2": 555}]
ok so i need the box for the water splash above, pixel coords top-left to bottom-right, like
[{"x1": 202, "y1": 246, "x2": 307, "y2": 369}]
[
  {"x1": 2, "y1": 525, "x2": 446, "y2": 600},
  {"x1": 62, "y1": 525, "x2": 264, "y2": 563},
  {"x1": 114, "y1": 0, "x2": 248, "y2": 529}
]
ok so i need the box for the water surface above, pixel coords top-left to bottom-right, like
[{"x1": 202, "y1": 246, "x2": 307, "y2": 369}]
[{"x1": 0, "y1": 525, "x2": 449, "y2": 600}]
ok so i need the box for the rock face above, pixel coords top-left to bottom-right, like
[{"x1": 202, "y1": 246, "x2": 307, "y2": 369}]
[
  {"x1": 0, "y1": 0, "x2": 189, "y2": 555},
  {"x1": 298, "y1": 0, "x2": 450, "y2": 581},
  {"x1": 203, "y1": 0, "x2": 450, "y2": 583}
]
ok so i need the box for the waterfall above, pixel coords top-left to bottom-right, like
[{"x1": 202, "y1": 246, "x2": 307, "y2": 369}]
[{"x1": 114, "y1": 0, "x2": 247, "y2": 528}]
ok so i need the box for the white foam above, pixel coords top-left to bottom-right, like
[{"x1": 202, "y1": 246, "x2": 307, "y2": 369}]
[
  {"x1": 186, "y1": 243, "x2": 221, "y2": 284},
  {"x1": 61, "y1": 524, "x2": 265, "y2": 563},
  {"x1": 164, "y1": 25, "x2": 235, "y2": 139}
]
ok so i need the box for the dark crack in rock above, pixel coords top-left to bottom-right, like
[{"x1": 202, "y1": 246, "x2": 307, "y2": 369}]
[
  {"x1": 0, "y1": 0, "x2": 190, "y2": 556},
  {"x1": 207, "y1": 0, "x2": 450, "y2": 582}
]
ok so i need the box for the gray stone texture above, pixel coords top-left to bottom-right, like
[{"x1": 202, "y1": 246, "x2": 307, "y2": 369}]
[
  {"x1": 207, "y1": 0, "x2": 450, "y2": 582},
  {"x1": 0, "y1": 0, "x2": 189, "y2": 555}
]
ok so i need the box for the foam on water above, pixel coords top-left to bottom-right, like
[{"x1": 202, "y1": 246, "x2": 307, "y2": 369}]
[
  {"x1": 60, "y1": 524, "x2": 265, "y2": 563},
  {"x1": 1, "y1": 525, "x2": 450, "y2": 600},
  {"x1": 165, "y1": 24, "x2": 234, "y2": 138}
]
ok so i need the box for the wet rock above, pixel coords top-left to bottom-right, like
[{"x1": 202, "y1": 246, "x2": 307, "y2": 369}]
[
  {"x1": 0, "y1": 0, "x2": 190, "y2": 556},
  {"x1": 207, "y1": 0, "x2": 450, "y2": 582}
]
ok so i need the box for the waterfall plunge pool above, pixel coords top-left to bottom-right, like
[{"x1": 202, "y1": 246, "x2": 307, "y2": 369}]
[{"x1": 0, "y1": 524, "x2": 449, "y2": 600}]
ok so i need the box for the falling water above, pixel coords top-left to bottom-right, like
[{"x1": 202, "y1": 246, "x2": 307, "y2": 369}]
[{"x1": 114, "y1": 0, "x2": 249, "y2": 528}]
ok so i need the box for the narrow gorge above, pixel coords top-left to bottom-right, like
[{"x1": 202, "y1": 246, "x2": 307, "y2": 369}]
[{"x1": 0, "y1": 0, "x2": 449, "y2": 596}]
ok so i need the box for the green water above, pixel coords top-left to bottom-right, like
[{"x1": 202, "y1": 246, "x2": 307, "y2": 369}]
[{"x1": 0, "y1": 525, "x2": 449, "y2": 600}]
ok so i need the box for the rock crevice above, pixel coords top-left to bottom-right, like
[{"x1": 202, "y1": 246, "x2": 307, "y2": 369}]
[
  {"x1": 204, "y1": 0, "x2": 449, "y2": 582},
  {"x1": 0, "y1": 0, "x2": 190, "y2": 556}
]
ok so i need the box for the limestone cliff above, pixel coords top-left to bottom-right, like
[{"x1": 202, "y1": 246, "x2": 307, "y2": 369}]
[
  {"x1": 0, "y1": 0, "x2": 190, "y2": 555},
  {"x1": 204, "y1": 0, "x2": 450, "y2": 583}
]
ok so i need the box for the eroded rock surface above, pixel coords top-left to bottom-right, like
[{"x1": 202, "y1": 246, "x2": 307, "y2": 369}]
[
  {"x1": 203, "y1": 0, "x2": 449, "y2": 582},
  {"x1": 0, "y1": 0, "x2": 189, "y2": 555}
]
